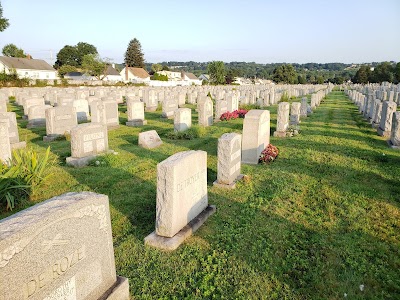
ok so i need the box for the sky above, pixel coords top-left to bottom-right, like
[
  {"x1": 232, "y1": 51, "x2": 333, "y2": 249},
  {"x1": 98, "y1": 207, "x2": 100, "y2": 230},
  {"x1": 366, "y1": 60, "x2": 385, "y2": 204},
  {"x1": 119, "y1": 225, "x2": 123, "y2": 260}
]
[{"x1": 0, "y1": 0, "x2": 399, "y2": 65}]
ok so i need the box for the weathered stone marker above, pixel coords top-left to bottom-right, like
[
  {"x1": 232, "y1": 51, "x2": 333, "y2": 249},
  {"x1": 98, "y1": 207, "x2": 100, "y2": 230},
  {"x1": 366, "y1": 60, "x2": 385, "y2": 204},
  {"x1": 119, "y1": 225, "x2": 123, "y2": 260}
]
[
  {"x1": 174, "y1": 108, "x2": 192, "y2": 132},
  {"x1": 389, "y1": 111, "x2": 400, "y2": 149},
  {"x1": 377, "y1": 101, "x2": 397, "y2": 137},
  {"x1": 126, "y1": 100, "x2": 147, "y2": 126},
  {"x1": 242, "y1": 110, "x2": 270, "y2": 164},
  {"x1": 213, "y1": 133, "x2": 244, "y2": 189},
  {"x1": 0, "y1": 121, "x2": 11, "y2": 165},
  {"x1": 66, "y1": 123, "x2": 110, "y2": 167},
  {"x1": 0, "y1": 112, "x2": 26, "y2": 149},
  {"x1": 44, "y1": 106, "x2": 78, "y2": 142},
  {"x1": 0, "y1": 192, "x2": 129, "y2": 300},
  {"x1": 138, "y1": 130, "x2": 163, "y2": 149},
  {"x1": 145, "y1": 150, "x2": 215, "y2": 250},
  {"x1": 274, "y1": 102, "x2": 290, "y2": 137},
  {"x1": 198, "y1": 98, "x2": 213, "y2": 127},
  {"x1": 290, "y1": 102, "x2": 301, "y2": 125}
]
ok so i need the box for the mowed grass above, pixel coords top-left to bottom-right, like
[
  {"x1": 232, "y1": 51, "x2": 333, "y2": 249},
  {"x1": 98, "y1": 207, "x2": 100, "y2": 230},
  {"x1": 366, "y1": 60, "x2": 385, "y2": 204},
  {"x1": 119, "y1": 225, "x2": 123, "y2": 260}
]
[{"x1": 2, "y1": 90, "x2": 400, "y2": 299}]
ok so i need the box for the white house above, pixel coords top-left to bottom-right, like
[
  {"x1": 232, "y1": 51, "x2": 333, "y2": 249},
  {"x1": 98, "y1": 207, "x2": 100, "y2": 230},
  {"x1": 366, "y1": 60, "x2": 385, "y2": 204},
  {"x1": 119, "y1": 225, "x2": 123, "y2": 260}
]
[
  {"x1": 158, "y1": 70, "x2": 182, "y2": 81},
  {"x1": 120, "y1": 67, "x2": 150, "y2": 83},
  {"x1": 103, "y1": 65, "x2": 123, "y2": 82},
  {"x1": 181, "y1": 72, "x2": 201, "y2": 85},
  {"x1": 0, "y1": 56, "x2": 57, "y2": 80}
]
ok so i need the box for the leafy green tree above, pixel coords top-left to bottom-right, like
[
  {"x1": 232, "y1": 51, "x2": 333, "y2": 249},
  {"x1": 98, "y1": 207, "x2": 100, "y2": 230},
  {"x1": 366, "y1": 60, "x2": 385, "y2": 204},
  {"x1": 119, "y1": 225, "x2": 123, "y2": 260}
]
[
  {"x1": 54, "y1": 42, "x2": 97, "y2": 68},
  {"x1": 316, "y1": 76, "x2": 324, "y2": 84},
  {"x1": 2, "y1": 44, "x2": 25, "y2": 57},
  {"x1": 151, "y1": 63, "x2": 162, "y2": 73},
  {"x1": 150, "y1": 73, "x2": 168, "y2": 81},
  {"x1": 394, "y1": 62, "x2": 400, "y2": 83},
  {"x1": 0, "y1": 2, "x2": 9, "y2": 32},
  {"x1": 370, "y1": 62, "x2": 394, "y2": 83},
  {"x1": 272, "y1": 64, "x2": 297, "y2": 84},
  {"x1": 352, "y1": 65, "x2": 371, "y2": 84},
  {"x1": 162, "y1": 65, "x2": 170, "y2": 71},
  {"x1": 57, "y1": 65, "x2": 78, "y2": 78},
  {"x1": 207, "y1": 61, "x2": 226, "y2": 85},
  {"x1": 81, "y1": 54, "x2": 109, "y2": 80},
  {"x1": 225, "y1": 68, "x2": 240, "y2": 84},
  {"x1": 297, "y1": 75, "x2": 306, "y2": 84},
  {"x1": 124, "y1": 38, "x2": 145, "y2": 68}
]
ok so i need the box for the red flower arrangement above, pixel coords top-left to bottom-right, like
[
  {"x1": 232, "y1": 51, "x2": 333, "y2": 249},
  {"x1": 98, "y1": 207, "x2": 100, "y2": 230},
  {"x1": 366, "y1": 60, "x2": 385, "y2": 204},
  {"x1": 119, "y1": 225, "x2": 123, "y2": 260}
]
[
  {"x1": 259, "y1": 144, "x2": 279, "y2": 164},
  {"x1": 219, "y1": 109, "x2": 248, "y2": 121}
]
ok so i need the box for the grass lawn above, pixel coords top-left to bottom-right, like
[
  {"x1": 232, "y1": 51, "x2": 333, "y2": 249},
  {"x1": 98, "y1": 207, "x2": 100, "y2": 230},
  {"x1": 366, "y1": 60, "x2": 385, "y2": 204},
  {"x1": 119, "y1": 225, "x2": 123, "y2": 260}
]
[{"x1": 2, "y1": 90, "x2": 400, "y2": 299}]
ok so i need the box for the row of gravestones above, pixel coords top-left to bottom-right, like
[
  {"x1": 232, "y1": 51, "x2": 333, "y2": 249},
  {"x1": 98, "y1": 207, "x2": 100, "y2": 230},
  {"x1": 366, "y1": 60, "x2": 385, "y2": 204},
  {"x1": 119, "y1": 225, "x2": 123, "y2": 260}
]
[
  {"x1": 0, "y1": 85, "x2": 332, "y2": 299},
  {"x1": 346, "y1": 86, "x2": 400, "y2": 149}
]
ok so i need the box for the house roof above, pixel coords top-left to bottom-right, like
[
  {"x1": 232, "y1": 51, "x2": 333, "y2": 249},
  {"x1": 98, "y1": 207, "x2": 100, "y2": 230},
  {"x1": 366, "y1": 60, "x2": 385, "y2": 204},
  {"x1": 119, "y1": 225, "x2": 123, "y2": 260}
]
[
  {"x1": 105, "y1": 65, "x2": 120, "y2": 76},
  {"x1": 0, "y1": 56, "x2": 55, "y2": 71},
  {"x1": 199, "y1": 74, "x2": 210, "y2": 80},
  {"x1": 184, "y1": 72, "x2": 198, "y2": 80},
  {"x1": 128, "y1": 67, "x2": 149, "y2": 78}
]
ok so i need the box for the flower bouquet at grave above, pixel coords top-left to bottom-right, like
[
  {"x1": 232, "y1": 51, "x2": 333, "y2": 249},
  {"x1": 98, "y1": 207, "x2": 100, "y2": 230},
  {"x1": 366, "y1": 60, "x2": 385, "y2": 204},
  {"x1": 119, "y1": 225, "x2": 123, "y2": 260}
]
[
  {"x1": 237, "y1": 109, "x2": 248, "y2": 118},
  {"x1": 286, "y1": 125, "x2": 301, "y2": 137},
  {"x1": 259, "y1": 144, "x2": 279, "y2": 164},
  {"x1": 220, "y1": 109, "x2": 248, "y2": 121}
]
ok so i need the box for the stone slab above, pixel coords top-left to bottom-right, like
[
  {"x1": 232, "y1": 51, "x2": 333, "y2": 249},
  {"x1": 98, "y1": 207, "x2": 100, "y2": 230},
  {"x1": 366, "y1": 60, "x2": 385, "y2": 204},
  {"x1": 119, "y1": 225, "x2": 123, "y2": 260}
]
[
  {"x1": 66, "y1": 150, "x2": 114, "y2": 168},
  {"x1": 377, "y1": 127, "x2": 391, "y2": 138},
  {"x1": 144, "y1": 205, "x2": 216, "y2": 251},
  {"x1": 273, "y1": 131, "x2": 287, "y2": 137},
  {"x1": 213, "y1": 174, "x2": 244, "y2": 190},
  {"x1": 126, "y1": 120, "x2": 147, "y2": 127},
  {"x1": 104, "y1": 276, "x2": 130, "y2": 300},
  {"x1": 387, "y1": 139, "x2": 400, "y2": 150}
]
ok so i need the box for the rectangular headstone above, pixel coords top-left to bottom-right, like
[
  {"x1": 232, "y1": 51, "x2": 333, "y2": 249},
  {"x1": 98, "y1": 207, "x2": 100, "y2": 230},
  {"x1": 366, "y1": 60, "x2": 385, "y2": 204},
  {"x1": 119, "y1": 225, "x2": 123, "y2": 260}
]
[
  {"x1": 126, "y1": 100, "x2": 147, "y2": 126},
  {"x1": 241, "y1": 110, "x2": 270, "y2": 165},
  {"x1": 174, "y1": 108, "x2": 192, "y2": 132},
  {"x1": 138, "y1": 130, "x2": 163, "y2": 149},
  {"x1": 198, "y1": 98, "x2": 213, "y2": 127},
  {"x1": 155, "y1": 150, "x2": 208, "y2": 238},
  {"x1": 274, "y1": 102, "x2": 290, "y2": 137},
  {"x1": 44, "y1": 106, "x2": 77, "y2": 141},
  {"x1": 0, "y1": 122, "x2": 11, "y2": 165},
  {"x1": 214, "y1": 133, "x2": 243, "y2": 188},
  {"x1": 0, "y1": 192, "x2": 129, "y2": 300}
]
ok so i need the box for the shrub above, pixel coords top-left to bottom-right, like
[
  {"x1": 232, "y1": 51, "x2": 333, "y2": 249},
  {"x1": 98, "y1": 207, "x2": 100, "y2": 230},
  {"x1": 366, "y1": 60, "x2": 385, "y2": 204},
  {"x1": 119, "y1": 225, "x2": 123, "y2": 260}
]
[
  {"x1": 151, "y1": 73, "x2": 168, "y2": 81},
  {"x1": 166, "y1": 126, "x2": 206, "y2": 140},
  {"x1": 259, "y1": 144, "x2": 279, "y2": 164},
  {"x1": 0, "y1": 147, "x2": 53, "y2": 211}
]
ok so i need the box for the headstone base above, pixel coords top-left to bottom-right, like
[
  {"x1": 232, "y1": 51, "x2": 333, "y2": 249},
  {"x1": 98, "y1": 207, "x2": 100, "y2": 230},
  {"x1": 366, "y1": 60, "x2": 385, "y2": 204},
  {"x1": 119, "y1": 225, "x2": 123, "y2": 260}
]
[
  {"x1": 105, "y1": 276, "x2": 130, "y2": 300},
  {"x1": 43, "y1": 134, "x2": 63, "y2": 142},
  {"x1": 145, "y1": 106, "x2": 157, "y2": 112},
  {"x1": 161, "y1": 114, "x2": 174, "y2": 119},
  {"x1": 126, "y1": 120, "x2": 147, "y2": 127},
  {"x1": 107, "y1": 124, "x2": 120, "y2": 130},
  {"x1": 144, "y1": 205, "x2": 216, "y2": 251},
  {"x1": 387, "y1": 139, "x2": 400, "y2": 150},
  {"x1": 372, "y1": 122, "x2": 380, "y2": 128},
  {"x1": 11, "y1": 141, "x2": 26, "y2": 150},
  {"x1": 377, "y1": 127, "x2": 391, "y2": 137},
  {"x1": 273, "y1": 131, "x2": 287, "y2": 137},
  {"x1": 27, "y1": 120, "x2": 46, "y2": 128},
  {"x1": 66, "y1": 150, "x2": 114, "y2": 167},
  {"x1": 213, "y1": 174, "x2": 244, "y2": 190}
]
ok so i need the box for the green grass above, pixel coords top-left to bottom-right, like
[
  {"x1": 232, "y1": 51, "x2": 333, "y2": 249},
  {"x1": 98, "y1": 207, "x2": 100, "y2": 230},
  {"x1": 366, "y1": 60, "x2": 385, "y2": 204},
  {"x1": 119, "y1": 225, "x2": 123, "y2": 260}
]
[{"x1": 2, "y1": 91, "x2": 400, "y2": 299}]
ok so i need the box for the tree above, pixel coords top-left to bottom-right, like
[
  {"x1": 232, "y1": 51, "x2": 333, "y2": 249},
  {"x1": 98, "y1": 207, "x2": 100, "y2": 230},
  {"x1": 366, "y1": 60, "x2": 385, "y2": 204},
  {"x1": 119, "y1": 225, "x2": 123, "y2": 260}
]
[
  {"x1": 394, "y1": 62, "x2": 400, "y2": 83},
  {"x1": 81, "y1": 54, "x2": 109, "y2": 80},
  {"x1": 297, "y1": 75, "x2": 306, "y2": 84},
  {"x1": 151, "y1": 63, "x2": 162, "y2": 73},
  {"x1": 352, "y1": 65, "x2": 371, "y2": 84},
  {"x1": 225, "y1": 68, "x2": 240, "y2": 84},
  {"x1": 57, "y1": 65, "x2": 78, "y2": 78},
  {"x1": 207, "y1": 61, "x2": 226, "y2": 85},
  {"x1": 2, "y1": 44, "x2": 25, "y2": 57},
  {"x1": 0, "y1": 2, "x2": 9, "y2": 32},
  {"x1": 124, "y1": 38, "x2": 145, "y2": 68},
  {"x1": 161, "y1": 65, "x2": 170, "y2": 71},
  {"x1": 370, "y1": 62, "x2": 394, "y2": 83},
  {"x1": 54, "y1": 42, "x2": 98, "y2": 68},
  {"x1": 272, "y1": 64, "x2": 297, "y2": 84}
]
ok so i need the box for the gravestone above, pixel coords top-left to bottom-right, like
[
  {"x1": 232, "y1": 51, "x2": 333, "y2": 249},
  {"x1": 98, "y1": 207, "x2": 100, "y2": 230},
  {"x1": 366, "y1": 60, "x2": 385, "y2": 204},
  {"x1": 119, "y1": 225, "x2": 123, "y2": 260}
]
[
  {"x1": 178, "y1": 93, "x2": 186, "y2": 107},
  {"x1": 215, "y1": 100, "x2": 228, "y2": 121},
  {"x1": 0, "y1": 98, "x2": 7, "y2": 112},
  {"x1": 23, "y1": 98, "x2": 45, "y2": 116},
  {"x1": 300, "y1": 97, "x2": 308, "y2": 117},
  {"x1": 44, "y1": 106, "x2": 78, "y2": 142},
  {"x1": 138, "y1": 130, "x2": 163, "y2": 149},
  {"x1": 162, "y1": 100, "x2": 178, "y2": 119},
  {"x1": 144, "y1": 150, "x2": 215, "y2": 250},
  {"x1": 73, "y1": 99, "x2": 90, "y2": 122},
  {"x1": 0, "y1": 122, "x2": 11, "y2": 165},
  {"x1": 274, "y1": 102, "x2": 290, "y2": 137},
  {"x1": 388, "y1": 111, "x2": 400, "y2": 149},
  {"x1": 91, "y1": 101, "x2": 119, "y2": 129},
  {"x1": 0, "y1": 192, "x2": 129, "y2": 300},
  {"x1": 198, "y1": 98, "x2": 213, "y2": 127},
  {"x1": 242, "y1": 110, "x2": 270, "y2": 165},
  {"x1": 372, "y1": 100, "x2": 382, "y2": 128},
  {"x1": 0, "y1": 112, "x2": 26, "y2": 149},
  {"x1": 144, "y1": 90, "x2": 157, "y2": 112},
  {"x1": 66, "y1": 123, "x2": 110, "y2": 167},
  {"x1": 213, "y1": 133, "x2": 244, "y2": 189},
  {"x1": 290, "y1": 102, "x2": 301, "y2": 125},
  {"x1": 174, "y1": 108, "x2": 191, "y2": 132},
  {"x1": 126, "y1": 100, "x2": 147, "y2": 126},
  {"x1": 226, "y1": 94, "x2": 239, "y2": 112},
  {"x1": 27, "y1": 105, "x2": 52, "y2": 128},
  {"x1": 377, "y1": 101, "x2": 397, "y2": 137}
]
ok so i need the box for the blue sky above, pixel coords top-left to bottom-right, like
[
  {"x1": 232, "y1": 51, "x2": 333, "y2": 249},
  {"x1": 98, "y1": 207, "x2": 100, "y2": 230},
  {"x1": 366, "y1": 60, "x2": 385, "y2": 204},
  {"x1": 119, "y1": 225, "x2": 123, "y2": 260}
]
[{"x1": 1, "y1": 0, "x2": 399, "y2": 64}]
